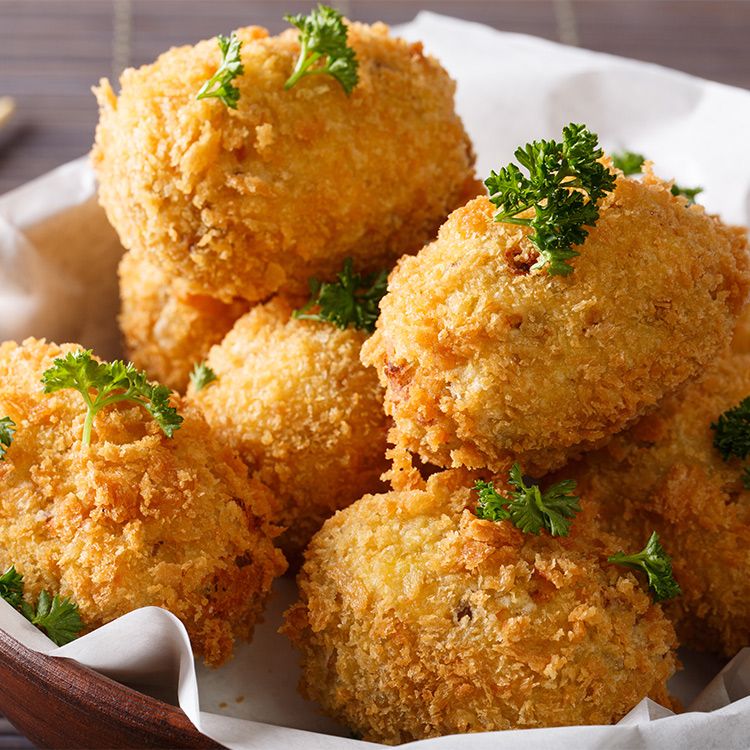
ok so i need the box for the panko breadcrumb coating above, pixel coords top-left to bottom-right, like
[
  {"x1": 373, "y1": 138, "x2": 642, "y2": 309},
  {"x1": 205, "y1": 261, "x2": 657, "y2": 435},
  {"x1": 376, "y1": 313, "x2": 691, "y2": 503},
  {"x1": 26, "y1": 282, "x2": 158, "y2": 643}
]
[
  {"x1": 93, "y1": 22, "x2": 480, "y2": 302},
  {"x1": 362, "y1": 168, "x2": 750, "y2": 476},
  {"x1": 283, "y1": 470, "x2": 677, "y2": 744},
  {"x1": 565, "y1": 349, "x2": 750, "y2": 657},
  {"x1": 0, "y1": 338, "x2": 286, "y2": 666},
  {"x1": 187, "y1": 298, "x2": 389, "y2": 561},
  {"x1": 732, "y1": 300, "x2": 750, "y2": 354},
  {"x1": 118, "y1": 251, "x2": 248, "y2": 392}
]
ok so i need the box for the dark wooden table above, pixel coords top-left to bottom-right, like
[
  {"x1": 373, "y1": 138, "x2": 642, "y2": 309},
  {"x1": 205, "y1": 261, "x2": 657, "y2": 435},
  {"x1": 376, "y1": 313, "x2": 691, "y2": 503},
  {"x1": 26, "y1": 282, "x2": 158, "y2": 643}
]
[
  {"x1": 0, "y1": 0, "x2": 749, "y2": 747},
  {"x1": 1, "y1": 0, "x2": 749, "y2": 196}
]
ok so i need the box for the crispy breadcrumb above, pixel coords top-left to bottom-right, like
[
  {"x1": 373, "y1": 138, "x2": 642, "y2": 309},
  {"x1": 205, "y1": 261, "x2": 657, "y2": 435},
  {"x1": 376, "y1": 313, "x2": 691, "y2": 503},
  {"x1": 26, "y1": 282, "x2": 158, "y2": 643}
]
[
  {"x1": 118, "y1": 251, "x2": 248, "y2": 392},
  {"x1": 566, "y1": 349, "x2": 750, "y2": 657},
  {"x1": 283, "y1": 470, "x2": 677, "y2": 744},
  {"x1": 362, "y1": 168, "x2": 750, "y2": 475},
  {"x1": 732, "y1": 299, "x2": 750, "y2": 354},
  {"x1": 93, "y1": 22, "x2": 480, "y2": 302},
  {"x1": 188, "y1": 298, "x2": 389, "y2": 562},
  {"x1": 0, "y1": 338, "x2": 286, "y2": 666}
]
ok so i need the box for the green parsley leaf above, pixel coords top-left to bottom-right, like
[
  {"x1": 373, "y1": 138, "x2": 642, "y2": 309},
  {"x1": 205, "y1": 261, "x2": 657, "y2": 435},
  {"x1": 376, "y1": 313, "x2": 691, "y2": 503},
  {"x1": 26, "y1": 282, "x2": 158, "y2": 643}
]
[
  {"x1": 0, "y1": 416, "x2": 15, "y2": 460},
  {"x1": 0, "y1": 567, "x2": 83, "y2": 646},
  {"x1": 611, "y1": 149, "x2": 702, "y2": 204},
  {"x1": 712, "y1": 396, "x2": 750, "y2": 461},
  {"x1": 474, "y1": 479, "x2": 511, "y2": 522},
  {"x1": 711, "y1": 395, "x2": 750, "y2": 486},
  {"x1": 21, "y1": 590, "x2": 83, "y2": 646},
  {"x1": 0, "y1": 565, "x2": 24, "y2": 609},
  {"x1": 485, "y1": 123, "x2": 616, "y2": 276},
  {"x1": 41, "y1": 350, "x2": 183, "y2": 447},
  {"x1": 284, "y1": 4, "x2": 359, "y2": 94},
  {"x1": 293, "y1": 258, "x2": 387, "y2": 332},
  {"x1": 611, "y1": 150, "x2": 645, "y2": 176},
  {"x1": 608, "y1": 532, "x2": 681, "y2": 601},
  {"x1": 671, "y1": 183, "x2": 703, "y2": 205},
  {"x1": 190, "y1": 362, "x2": 217, "y2": 392},
  {"x1": 196, "y1": 32, "x2": 244, "y2": 109},
  {"x1": 474, "y1": 463, "x2": 581, "y2": 537}
]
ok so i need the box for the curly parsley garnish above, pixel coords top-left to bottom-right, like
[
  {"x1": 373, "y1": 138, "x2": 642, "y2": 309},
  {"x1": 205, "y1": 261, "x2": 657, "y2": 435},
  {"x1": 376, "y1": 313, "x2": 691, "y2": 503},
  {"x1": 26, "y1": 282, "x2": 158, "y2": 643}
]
[
  {"x1": 711, "y1": 396, "x2": 750, "y2": 488},
  {"x1": 611, "y1": 149, "x2": 703, "y2": 204},
  {"x1": 190, "y1": 361, "x2": 217, "y2": 392},
  {"x1": 0, "y1": 566, "x2": 83, "y2": 646},
  {"x1": 612, "y1": 150, "x2": 646, "y2": 176},
  {"x1": 197, "y1": 32, "x2": 244, "y2": 109},
  {"x1": 284, "y1": 4, "x2": 359, "y2": 94},
  {"x1": 293, "y1": 258, "x2": 387, "y2": 332},
  {"x1": 41, "y1": 351, "x2": 183, "y2": 447},
  {"x1": 0, "y1": 566, "x2": 24, "y2": 609},
  {"x1": 474, "y1": 464, "x2": 581, "y2": 537},
  {"x1": 670, "y1": 183, "x2": 703, "y2": 204},
  {"x1": 485, "y1": 123, "x2": 616, "y2": 276},
  {"x1": 0, "y1": 416, "x2": 15, "y2": 460},
  {"x1": 608, "y1": 532, "x2": 681, "y2": 601}
]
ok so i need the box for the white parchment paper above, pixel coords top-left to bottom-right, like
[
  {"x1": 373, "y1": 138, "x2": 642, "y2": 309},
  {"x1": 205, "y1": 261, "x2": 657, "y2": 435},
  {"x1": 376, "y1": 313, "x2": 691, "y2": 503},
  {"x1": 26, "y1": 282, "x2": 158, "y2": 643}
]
[{"x1": 1, "y1": 11, "x2": 750, "y2": 749}]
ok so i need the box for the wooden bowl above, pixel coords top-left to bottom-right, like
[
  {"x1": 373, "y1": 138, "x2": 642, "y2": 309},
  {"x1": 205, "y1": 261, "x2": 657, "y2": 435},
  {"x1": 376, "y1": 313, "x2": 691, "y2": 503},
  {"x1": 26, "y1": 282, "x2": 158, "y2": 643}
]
[{"x1": 0, "y1": 627, "x2": 223, "y2": 749}]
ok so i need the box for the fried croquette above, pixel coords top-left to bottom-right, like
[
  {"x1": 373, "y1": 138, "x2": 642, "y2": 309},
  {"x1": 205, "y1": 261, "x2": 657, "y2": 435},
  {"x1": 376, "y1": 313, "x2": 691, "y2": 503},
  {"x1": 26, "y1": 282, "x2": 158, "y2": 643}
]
[
  {"x1": 118, "y1": 251, "x2": 249, "y2": 392},
  {"x1": 282, "y1": 470, "x2": 678, "y2": 744},
  {"x1": 92, "y1": 22, "x2": 480, "y2": 302},
  {"x1": 187, "y1": 298, "x2": 389, "y2": 562},
  {"x1": 565, "y1": 349, "x2": 750, "y2": 657},
  {"x1": 732, "y1": 299, "x2": 750, "y2": 354},
  {"x1": 362, "y1": 168, "x2": 750, "y2": 476},
  {"x1": 0, "y1": 338, "x2": 286, "y2": 666}
]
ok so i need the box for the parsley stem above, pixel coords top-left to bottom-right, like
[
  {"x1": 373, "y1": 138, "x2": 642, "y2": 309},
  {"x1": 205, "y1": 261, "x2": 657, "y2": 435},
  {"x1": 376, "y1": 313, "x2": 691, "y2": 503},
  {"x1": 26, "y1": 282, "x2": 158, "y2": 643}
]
[
  {"x1": 82, "y1": 409, "x2": 94, "y2": 447},
  {"x1": 285, "y1": 42, "x2": 317, "y2": 90}
]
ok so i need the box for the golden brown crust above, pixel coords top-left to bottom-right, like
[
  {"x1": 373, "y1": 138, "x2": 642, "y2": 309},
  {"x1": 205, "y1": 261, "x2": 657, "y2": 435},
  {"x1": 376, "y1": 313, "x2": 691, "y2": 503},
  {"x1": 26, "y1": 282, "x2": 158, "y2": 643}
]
[
  {"x1": 362, "y1": 170, "x2": 750, "y2": 475},
  {"x1": 0, "y1": 338, "x2": 286, "y2": 666},
  {"x1": 187, "y1": 298, "x2": 389, "y2": 562},
  {"x1": 565, "y1": 349, "x2": 750, "y2": 657},
  {"x1": 118, "y1": 251, "x2": 249, "y2": 392},
  {"x1": 93, "y1": 22, "x2": 480, "y2": 302},
  {"x1": 282, "y1": 470, "x2": 677, "y2": 744},
  {"x1": 732, "y1": 296, "x2": 750, "y2": 354}
]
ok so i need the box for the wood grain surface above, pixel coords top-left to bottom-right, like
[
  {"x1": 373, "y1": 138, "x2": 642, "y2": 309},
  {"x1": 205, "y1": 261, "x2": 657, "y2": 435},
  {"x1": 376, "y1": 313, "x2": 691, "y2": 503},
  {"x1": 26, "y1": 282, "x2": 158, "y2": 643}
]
[
  {"x1": 0, "y1": 1, "x2": 748, "y2": 747},
  {"x1": 0, "y1": 628, "x2": 222, "y2": 749},
  {"x1": 0, "y1": 0, "x2": 749, "y2": 195}
]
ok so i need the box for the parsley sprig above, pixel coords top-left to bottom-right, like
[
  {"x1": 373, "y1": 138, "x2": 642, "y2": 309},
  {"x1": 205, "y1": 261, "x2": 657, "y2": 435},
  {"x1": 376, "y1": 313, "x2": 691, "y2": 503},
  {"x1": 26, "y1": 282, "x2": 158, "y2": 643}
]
[
  {"x1": 0, "y1": 566, "x2": 83, "y2": 646},
  {"x1": 284, "y1": 5, "x2": 359, "y2": 94},
  {"x1": 608, "y1": 532, "x2": 681, "y2": 601},
  {"x1": 611, "y1": 149, "x2": 703, "y2": 204},
  {"x1": 485, "y1": 123, "x2": 616, "y2": 276},
  {"x1": 197, "y1": 32, "x2": 244, "y2": 109},
  {"x1": 671, "y1": 183, "x2": 703, "y2": 203},
  {"x1": 41, "y1": 351, "x2": 183, "y2": 447},
  {"x1": 293, "y1": 258, "x2": 387, "y2": 332},
  {"x1": 612, "y1": 150, "x2": 646, "y2": 176},
  {"x1": 711, "y1": 396, "x2": 750, "y2": 488},
  {"x1": 0, "y1": 416, "x2": 15, "y2": 460},
  {"x1": 0, "y1": 566, "x2": 24, "y2": 609},
  {"x1": 190, "y1": 362, "x2": 217, "y2": 392},
  {"x1": 474, "y1": 464, "x2": 581, "y2": 537}
]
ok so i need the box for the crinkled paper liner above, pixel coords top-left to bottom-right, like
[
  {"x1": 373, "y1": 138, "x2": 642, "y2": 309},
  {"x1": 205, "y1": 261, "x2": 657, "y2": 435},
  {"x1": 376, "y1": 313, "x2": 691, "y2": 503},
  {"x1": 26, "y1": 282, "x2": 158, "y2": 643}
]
[{"x1": 1, "y1": 11, "x2": 750, "y2": 749}]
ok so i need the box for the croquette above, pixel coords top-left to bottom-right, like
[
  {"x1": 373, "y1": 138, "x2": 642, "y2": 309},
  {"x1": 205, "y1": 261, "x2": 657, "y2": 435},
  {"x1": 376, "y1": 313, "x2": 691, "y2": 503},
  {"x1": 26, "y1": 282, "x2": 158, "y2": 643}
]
[
  {"x1": 362, "y1": 167, "x2": 750, "y2": 476},
  {"x1": 282, "y1": 469, "x2": 677, "y2": 744},
  {"x1": 118, "y1": 251, "x2": 248, "y2": 392},
  {"x1": 732, "y1": 300, "x2": 750, "y2": 354},
  {"x1": 565, "y1": 348, "x2": 750, "y2": 657},
  {"x1": 187, "y1": 298, "x2": 389, "y2": 561},
  {"x1": 0, "y1": 338, "x2": 286, "y2": 666},
  {"x1": 93, "y1": 22, "x2": 480, "y2": 302}
]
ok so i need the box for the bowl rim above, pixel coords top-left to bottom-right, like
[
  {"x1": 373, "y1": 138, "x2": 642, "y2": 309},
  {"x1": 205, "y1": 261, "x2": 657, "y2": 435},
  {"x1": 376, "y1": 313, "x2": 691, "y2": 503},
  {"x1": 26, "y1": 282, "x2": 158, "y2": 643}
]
[{"x1": 0, "y1": 625, "x2": 223, "y2": 749}]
